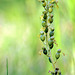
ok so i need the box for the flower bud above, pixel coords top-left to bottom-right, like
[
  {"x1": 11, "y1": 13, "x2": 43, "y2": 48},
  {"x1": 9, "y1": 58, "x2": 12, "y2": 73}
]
[
  {"x1": 40, "y1": 31, "x2": 44, "y2": 35},
  {"x1": 49, "y1": 7, "x2": 53, "y2": 13},
  {"x1": 42, "y1": 21, "x2": 46, "y2": 27},
  {"x1": 48, "y1": 38, "x2": 54, "y2": 46},
  {"x1": 55, "y1": 53, "x2": 60, "y2": 59},
  {"x1": 57, "y1": 49, "x2": 61, "y2": 53},
  {"x1": 44, "y1": 27, "x2": 48, "y2": 33},
  {"x1": 51, "y1": 27, "x2": 54, "y2": 31},
  {"x1": 40, "y1": 35, "x2": 45, "y2": 41},
  {"x1": 42, "y1": 10, "x2": 47, "y2": 14},
  {"x1": 50, "y1": 36, "x2": 54, "y2": 40},
  {"x1": 42, "y1": 2, "x2": 46, "y2": 7},
  {"x1": 43, "y1": 49, "x2": 47, "y2": 55},
  {"x1": 43, "y1": 14, "x2": 47, "y2": 19},
  {"x1": 49, "y1": 31, "x2": 54, "y2": 37},
  {"x1": 48, "y1": 17, "x2": 53, "y2": 23},
  {"x1": 50, "y1": 14, "x2": 53, "y2": 18},
  {"x1": 50, "y1": 18, "x2": 53, "y2": 23},
  {"x1": 41, "y1": 0, "x2": 45, "y2": 2},
  {"x1": 55, "y1": 68, "x2": 59, "y2": 71},
  {"x1": 49, "y1": 43, "x2": 54, "y2": 49}
]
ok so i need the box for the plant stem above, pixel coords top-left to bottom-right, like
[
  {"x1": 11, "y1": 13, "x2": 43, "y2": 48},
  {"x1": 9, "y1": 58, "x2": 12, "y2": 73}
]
[
  {"x1": 6, "y1": 58, "x2": 8, "y2": 75},
  {"x1": 50, "y1": 50, "x2": 55, "y2": 69},
  {"x1": 46, "y1": 0, "x2": 56, "y2": 70},
  {"x1": 46, "y1": 33, "x2": 48, "y2": 48}
]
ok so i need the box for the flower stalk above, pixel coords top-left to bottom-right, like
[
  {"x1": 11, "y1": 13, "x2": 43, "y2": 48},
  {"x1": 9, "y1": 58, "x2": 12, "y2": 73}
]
[{"x1": 39, "y1": 0, "x2": 62, "y2": 75}]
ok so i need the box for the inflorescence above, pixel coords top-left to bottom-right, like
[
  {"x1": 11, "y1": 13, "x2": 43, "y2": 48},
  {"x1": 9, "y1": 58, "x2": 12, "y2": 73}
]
[{"x1": 38, "y1": 0, "x2": 63, "y2": 75}]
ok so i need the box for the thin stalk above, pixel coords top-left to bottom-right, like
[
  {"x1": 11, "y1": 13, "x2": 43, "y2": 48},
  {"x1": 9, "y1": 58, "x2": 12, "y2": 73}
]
[
  {"x1": 46, "y1": 33, "x2": 48, "y2": 49},
  {"x1": 46, "y1": 0, "x2": 56, "y2": 70},
  {"x1": 6, "y1": 58, "x2": 8, "y2": 75},
  {"x1": 50, "y1": 50, "x2": 55, "y2": 69}
]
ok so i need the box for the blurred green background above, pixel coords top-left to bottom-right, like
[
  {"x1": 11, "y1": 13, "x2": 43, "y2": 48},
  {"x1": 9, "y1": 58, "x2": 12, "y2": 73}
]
[{"x1": 0, "y1": 0, "x2": 75, "y2": 75}]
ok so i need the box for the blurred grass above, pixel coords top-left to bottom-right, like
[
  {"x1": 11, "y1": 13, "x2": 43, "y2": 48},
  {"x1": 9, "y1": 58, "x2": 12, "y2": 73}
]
[{"x1": 0, "y1": 0, "x2": 75, "y2": 75}]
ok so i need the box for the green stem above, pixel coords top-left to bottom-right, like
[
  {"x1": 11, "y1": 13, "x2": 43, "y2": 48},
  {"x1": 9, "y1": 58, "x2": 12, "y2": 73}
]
[
  {"x1": 50, "y1": 50, "x2": 55, "y2": 69},
  {"x1": 46, "y1": 0, "x2": 56, "y2": 70},
  {"x1": 6, "y1": 58, "x2": 8, "y2": 75},
  {"x1": 46, "y1": 33, "x2": 48, "y2": 49}
]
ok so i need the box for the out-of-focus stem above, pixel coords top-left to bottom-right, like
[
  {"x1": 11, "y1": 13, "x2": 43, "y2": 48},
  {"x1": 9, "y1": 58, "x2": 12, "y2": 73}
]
[{"x1": 6, "y1": 58, "x2": 8, "y2": 75}]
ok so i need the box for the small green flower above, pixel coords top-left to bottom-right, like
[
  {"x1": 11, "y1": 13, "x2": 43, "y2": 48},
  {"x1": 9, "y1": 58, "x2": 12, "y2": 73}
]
[
  {"x1": 42, "y1": 2, "x2": 46, "y2": 7},
  {"x1": 48, "y1": 17, "x2": 53, "y2": 23},
  {"x1": 49, "y1": 31, "x2": 54, "y2": 37},
  {"x1": 49, "y1": 7, "x2": 53, "y2": 13},
  {"x1": 40, "y1": 35, "x2": 45, "y2": 41},
  {"x1": 43, "y1": 14, "x2": 47, "y2": 19},
  {"x1": 42, "y1": 21, "x2": 46, "y2": 27},
  {"x1": 42, "y1": 10, "x2": 47, "y2": 14},
  {"x1": 50, "y1": 14, "x2": 53, "y2": 18},
  {"x1": 41, "y1": 0, "x2": 45, "y2": 2},
  {"x1": 42, "y1": 47, "x2": 47, "y2": 55},
  {"x1": 49, "y1": 43, "x2": 54, "y2": 49},
  {"x1": 44, "y1": 27, "x2": 48, "y2": 33},
  {"x1": 48, "y1": 38, "x2": 54, "y2": 46},
  {"x1": 55, "y1": 68, "x2": 59, "y2": 71},
  {"x1": 51, "y1": 27, "x2": 54, "y2": 31},
  {"x1": 50, "y1": 36, "x2": 54, "y2": 40},
  {"x1": 57, "y1": 49, "x2": 61, "y2": 53},
  {"x1": 55, "y1": 53, "x2": 60, "y2": 59},
  {"x1": 50, "y1": 18, "x2": 53, "y2": 23},
  {"x1": 40, "y1": 31, "x2": 44, "y2": 35},
  {"x1": 43, "y1": 49, "x2": 47, "y2": 55}
]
